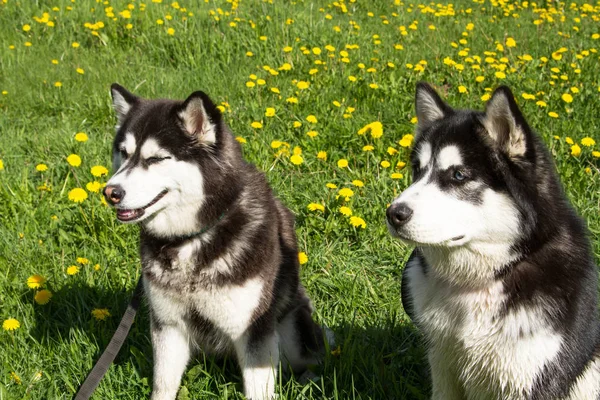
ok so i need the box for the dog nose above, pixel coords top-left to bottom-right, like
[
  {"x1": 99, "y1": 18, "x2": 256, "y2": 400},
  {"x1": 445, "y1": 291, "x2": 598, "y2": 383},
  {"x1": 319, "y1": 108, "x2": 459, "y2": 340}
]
[
  {"x1": 104, "y1": 185, "x2": 125, "y2": 205},
  {"x1": 386, "y1": 203, "x2": 413, "y2": 228}
]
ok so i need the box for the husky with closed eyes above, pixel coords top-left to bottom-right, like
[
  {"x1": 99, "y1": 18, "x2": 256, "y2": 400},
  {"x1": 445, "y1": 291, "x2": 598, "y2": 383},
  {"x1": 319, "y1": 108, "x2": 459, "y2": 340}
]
[
  {"x1": 103, "y1": 84, "x2": 329, "y2": 400},
  {"x1": 386, "y1": 82, "x2": 600, "y2": 399}
]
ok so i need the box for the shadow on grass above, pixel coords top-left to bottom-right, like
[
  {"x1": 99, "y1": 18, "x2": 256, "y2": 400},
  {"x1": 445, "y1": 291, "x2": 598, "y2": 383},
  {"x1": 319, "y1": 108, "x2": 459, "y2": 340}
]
[{"x1": 28, "y1": 285, "x2": 429, "y2": 399}]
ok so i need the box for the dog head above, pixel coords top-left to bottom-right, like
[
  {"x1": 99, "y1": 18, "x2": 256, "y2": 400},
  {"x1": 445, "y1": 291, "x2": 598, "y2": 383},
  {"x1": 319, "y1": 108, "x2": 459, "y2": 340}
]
[
  {"x1": 387, "y1": 83, "x2": 541, "y2": 283},
  {"x1": 104, "y1": 84, "x2": 242, "y2": 238}
]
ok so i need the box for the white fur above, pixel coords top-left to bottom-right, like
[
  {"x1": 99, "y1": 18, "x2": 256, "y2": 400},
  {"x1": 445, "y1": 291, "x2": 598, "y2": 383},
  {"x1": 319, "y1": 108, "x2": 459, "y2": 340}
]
[
  {"x1": 178, "y1": 98, "x2": 217, "y2": 144},
  {"x1": 482, "y1": 93, "x2": 527, "y2": 157},
  {"x1": 418, "y1": 142, "x2": 432, "y2": 169},
  {"x1": 150, "y1": 324, "x2": 191, "y2": 400},
  {"x1": 568, "y1": 355, "x2": 600, "y2": 399},
  {"x1": 406, "y1": 257, "x2": 564, "y2": 399},
  {"x1": 416, "y1": 89, "x2": 446, "y2": 126},
  {"x1": 436, "y1": 145, "x2": 462, "y2": 170},
  {"x1": 140, "y1": 138, "x2": 171, "y2": 159},
  {"x1": 122, "y1": 132, "x2": 136, "y2": 157},
  {"x1": 112, "y1": 89, "x2": 133, "y2": 124}
]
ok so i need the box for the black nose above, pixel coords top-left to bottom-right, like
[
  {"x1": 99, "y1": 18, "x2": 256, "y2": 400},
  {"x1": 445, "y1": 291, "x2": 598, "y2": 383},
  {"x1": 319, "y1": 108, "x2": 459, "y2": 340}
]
[
  {"x1": 386, "y1": 203, "x2": 413, "y2": 228},
  {"x1": 103, "y1": 185, "x2": 125, "y2": 205}
]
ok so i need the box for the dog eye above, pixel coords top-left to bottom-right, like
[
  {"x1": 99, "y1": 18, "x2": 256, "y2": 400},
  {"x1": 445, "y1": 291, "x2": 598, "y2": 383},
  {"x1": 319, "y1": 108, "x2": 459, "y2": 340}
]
[
  {"x1": 120, "y1": 150, "x2": 128, "y2": 159},
  {"x1": 146, "y1": 156, "x2": 171, "y2": 165},
  {"x1": 452, "y1": 170, "x2": 467, "y2": 181}
]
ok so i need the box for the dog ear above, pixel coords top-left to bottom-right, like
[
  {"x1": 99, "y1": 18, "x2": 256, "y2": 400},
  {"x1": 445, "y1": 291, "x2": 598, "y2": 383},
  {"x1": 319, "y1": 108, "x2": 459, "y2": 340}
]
[
  {"x1": 415, "y1": 82, "x2": 452, "y2": 131},
  {"x1": 178, "y1": 91, "x2": 221, "y2": 145},
  {"x1": 481, "y1": 86, "x2": 529, "y2": 158},
  {"x1": 110, "y1": 83, "x2": 138, "y2": 125}
]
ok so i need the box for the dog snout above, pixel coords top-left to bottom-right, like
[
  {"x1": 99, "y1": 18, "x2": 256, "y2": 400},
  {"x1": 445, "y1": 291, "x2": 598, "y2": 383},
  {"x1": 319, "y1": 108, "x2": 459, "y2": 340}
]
[
  {"x1": 386, "y1": 203, "x2": 413, "y2": 228},
  {"x1": 104, "y1": 185, "x2": 126, "y2": 205}
]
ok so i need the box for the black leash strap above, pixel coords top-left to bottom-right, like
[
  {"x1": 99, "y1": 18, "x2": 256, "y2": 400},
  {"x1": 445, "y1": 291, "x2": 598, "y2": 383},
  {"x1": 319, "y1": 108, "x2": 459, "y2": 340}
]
[{"x1": 74, "y1": 277, "x2": 144, "y2": 400}]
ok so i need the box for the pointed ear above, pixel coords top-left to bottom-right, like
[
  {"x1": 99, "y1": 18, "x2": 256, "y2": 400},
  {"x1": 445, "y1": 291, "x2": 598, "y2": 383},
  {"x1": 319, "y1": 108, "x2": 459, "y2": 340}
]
[
  {"x1": 415, "y1": 82, "x2": 452, "y2": 131},
  {"x1": 110, "y1": 83, "x2": 138, "y2": 125},
  {"x1": 480, "y1": 86, "x2": 529, "y2": 158},
  {"x1": 177, "y1": 91, "x2": 221, "y2": 145}
]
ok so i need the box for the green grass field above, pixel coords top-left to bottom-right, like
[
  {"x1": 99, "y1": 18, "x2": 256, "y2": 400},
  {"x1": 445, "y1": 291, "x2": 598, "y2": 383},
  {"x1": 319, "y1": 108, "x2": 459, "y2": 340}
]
[{"x1": 1, "y1": 0, "x2": 599, "y2": 398}]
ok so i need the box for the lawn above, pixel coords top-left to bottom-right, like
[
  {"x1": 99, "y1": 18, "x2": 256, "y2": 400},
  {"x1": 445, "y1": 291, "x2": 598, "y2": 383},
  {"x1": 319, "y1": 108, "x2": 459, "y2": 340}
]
[{"x1": 0, "y1": 0, "x2": 599, "y2": 398}]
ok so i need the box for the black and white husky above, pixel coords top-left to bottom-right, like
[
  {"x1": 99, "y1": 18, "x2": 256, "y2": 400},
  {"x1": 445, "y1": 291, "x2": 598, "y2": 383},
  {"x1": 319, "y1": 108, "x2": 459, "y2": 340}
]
[
  {"x1": 103, "y1": 84, "x2": 328, "y2": 400},
  {"x1": 387, "y1": 82, "x2": 600, "y2": 399}
]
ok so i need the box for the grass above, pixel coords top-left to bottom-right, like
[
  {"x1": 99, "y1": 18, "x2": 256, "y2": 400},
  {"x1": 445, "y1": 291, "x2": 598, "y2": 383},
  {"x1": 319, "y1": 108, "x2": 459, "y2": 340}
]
[{"x1": 0, "y1": 0, "x2": 599, "y2": 398}]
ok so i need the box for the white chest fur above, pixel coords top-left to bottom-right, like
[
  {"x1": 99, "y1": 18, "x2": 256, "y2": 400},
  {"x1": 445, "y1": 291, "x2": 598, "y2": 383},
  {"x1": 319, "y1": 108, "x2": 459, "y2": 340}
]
[{"x1": 406, "y1": 257, "x2": 563, "y2": 399}]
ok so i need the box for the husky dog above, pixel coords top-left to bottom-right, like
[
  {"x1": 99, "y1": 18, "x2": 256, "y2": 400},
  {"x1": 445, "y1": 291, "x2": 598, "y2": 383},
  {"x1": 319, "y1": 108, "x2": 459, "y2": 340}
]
[
  {"x1": 103, "y1": 84, "x2": 327, "y2": 400},
  {"x1": 386, "y1": 82, "x2": 600, "y2": 399}
]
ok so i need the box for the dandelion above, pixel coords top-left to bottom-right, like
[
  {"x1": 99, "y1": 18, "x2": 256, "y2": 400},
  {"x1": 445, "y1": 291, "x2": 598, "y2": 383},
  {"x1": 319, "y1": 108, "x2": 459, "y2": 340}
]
[
  {"x1": 54, "y1": 81, "x2": 62, "y2": 87},
  {"x1": 536, "y1": 100, "x2": 547, "y2": 107},
  {"x1": 92, "y1": 308, "x2": 111, "y2": 321},
  {"x1": 570, "y1": 144, "x2": 581, "y2": 157},
  {"x1": 352, "y1": 180, "x2": 364, "y2": 187},
  {"x1": 91, "y1": 165, "x2": 108, "y2": 177},
  {"x1": 337, "y1": 188, "x2": 354, "y2": 201},
  {"x1": 381, "y1": 161, "x2": 391, "y2": 168},
  {"x1": 337, "y1": 159, "x2": 349, "y2": 168},
  {"x1": 581, "y1": 137, "x2": 595, "y2": 147},
  {"x1": 286, "y1": 97, "x2": 298, "y2": 104},
  {"x1": 548, "y1": 112, "x2": 559, "y2": 118},
  {"x1": 317, "y1": 151, "x2": 327, "y2": 160},
  {"x1": 592, "y1": 151, "x2": 600, "y2": 158},
  {"x1": 326, "y1": 183, "x2": 337, "y2": 189},
  {"x1": 265, "y1": 107, "x2": 276, "y2": 117},
  {"x1": 495, "y1": 71, "x2": 506, "y2": 79},
  {"x1": 36, "y1": 164, "x2": 48, "y2": 172},
  {"x1": 27, "y1": 275, "x2": 46, "y2": 289},
  {"x1": 561, "y1": 93, "x2": 573, "y2": 103},
  {"x1": 76, "y1": 68, "x2": 85, "y2": 75},
  {"x1": 297, "y1": 81, "x2": 310, "y2": 90},
  {"x1": 348, "y1": 75, "x2": 357, "y2": 82},
  {"x1": 94, "y1": 264, "x2": 101, "y2": 271},
  {"x1": 391, "y1": 173, "x2": 404, "y2": 179},
  {"x1": 506, "y1": 37, "x2": 516, "y2": 47},
  {"x1": 349, "y1": 216, "x2": 366, "y2": 229},
  {"x1": 77, "y1": 257, "x2": 89, "y2": 265},
  {"x1": 307, "y1": 203, "x2": 325, "y2": 212},
  {"x1": 363, "y1": 145, "x2": 374, "y2": 152},
  {"x1": 67, "y1": 154, "x2": 81, "y2": 167},
  {"x1": 0, "y1": 160, "x2": 3, "y2": 170},
  {"x1": 458, "y1": 85, "x2": 468, "y2": 93},
  {"x1": 369, "y1": 83, "x2": 379, "y2": 89},
  {"x1": 306, "y1": 115, "x2": 318, "y2": 123},
  {"x1": 271, "y1": 140, "x2": 283, "y2": 149},
  {"x1": 298, "y1": 252, "x2": 308, "y2": 265},
  {"x1": 66, "y1": 265, "x2": 80, "y2": 275},
  {"x1": 283, "y1": 46, "x2": 293, "y2": 52},
  {"x1": 306, "y1": 131, "x2": 318, "y2": 138},
  {"x1": 10, "y1": 372, "x2": 21, "y2": 385},
  {"x1": 167, "y1": 28, "x2": 175, "y2": 35},
  {"x1": 290, "y1": 154, "x2": 303, "y2": 165},
  {"x1": 566, "y1": 137, "x2": 574, "y2": 145},
  {"x1": 399, "y1": 134, "x2": 414, "y2": 148},
  {"x1": 3, "y1": 318, "x2": 20, "y2": 331},
  {"x1": 246, "y1": 81, "x2": 256, "y2": 88},
  {"x1": 75, "y1": 132, "x2": 88, "y2": 142},
  {"x1": 23, "y1": 24, "x2": 31, "y2": 32},
  {"x1": 34, "y1": 290, "x2": 53, "y2": 305},
  {"x1": 251, "y1": 121, "x2": 263, "y2": 129},
  {"x1": 68, "y1": 188, "x2": 88, "y2": 203},
  {"x1": 72, "y1": 42, "x2": 80, "y2": 48},
  {"x1": 292, "y1": 121, "x2": 302, "y2": 128},
  {"x1": 339, "y1": 206, "x2": 352, "y2": 216},
  {"x1": 236, "y1": 136, "x2": 247, "y2": 144}
]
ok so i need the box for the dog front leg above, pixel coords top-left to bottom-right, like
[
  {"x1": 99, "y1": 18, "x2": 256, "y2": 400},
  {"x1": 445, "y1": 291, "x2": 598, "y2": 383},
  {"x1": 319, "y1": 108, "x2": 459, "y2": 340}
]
[
  {"x1": 150, "y1": 323, "x2": 191, "y2": 400},
  {"x1": 234, "y1": 330, "x2": 279, "y2": 400},
  {"x1": 429, "y1": 351, "x2": 463, "y2": 400}
]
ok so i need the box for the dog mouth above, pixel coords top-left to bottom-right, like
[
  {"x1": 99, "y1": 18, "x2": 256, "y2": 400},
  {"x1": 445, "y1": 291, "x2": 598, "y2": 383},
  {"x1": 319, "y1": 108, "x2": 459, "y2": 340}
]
[{"x1": 116, "y1": 190, "x2": 169, "y2": 222}]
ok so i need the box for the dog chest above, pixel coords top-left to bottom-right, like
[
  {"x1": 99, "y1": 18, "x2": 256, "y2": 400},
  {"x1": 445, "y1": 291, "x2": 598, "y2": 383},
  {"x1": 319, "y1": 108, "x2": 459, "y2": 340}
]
[{"x1": 406, "y1": 260, "x2": 563, "y2": 397}]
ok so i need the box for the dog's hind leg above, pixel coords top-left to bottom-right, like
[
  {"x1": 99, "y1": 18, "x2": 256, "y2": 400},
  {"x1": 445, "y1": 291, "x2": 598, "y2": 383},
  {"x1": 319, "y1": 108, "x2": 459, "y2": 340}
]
[
  {"x1": 235, "y1": 326, "x2": 279, "y2": 400},
  {"x1": 150, "y1": 322, "x2": 191, "y2": 400}
]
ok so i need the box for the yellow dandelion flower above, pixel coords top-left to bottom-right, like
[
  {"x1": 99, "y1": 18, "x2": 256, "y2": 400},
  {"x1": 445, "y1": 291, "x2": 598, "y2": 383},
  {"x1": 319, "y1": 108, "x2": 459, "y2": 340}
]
[
  {"x1": 66, "y1": 265, "x2": 80, "y2": 275},
  {"x1": 76, "y1": 68, "x2": 85, "y2": 75},
  {"x1": 270, "y1": 87, "x2": 280, "y2": 94},
  {"x1": 75, "y1": 132, "x2": 88, "y2": 142},
  {"x1": 566, "y1": 137, "x2": 574, "y2": 145},
  {"x1": 271, "y1": 140, "x2": 283, "y2": 149},
  {"x1": 27, "y1": 274, "x2": 46, "y2": 289},
  {"x1": 283, "y1": 46, "x2": 293, "y2": 53},
  {"x1": 339, "y1": 206, "x2": 352, "y2": 216},
  {"x1": 396, "y1": 161, "x2": 407, "y2": 169},
  {"x1": 293, "y1": 121, "x2": 302, "y2": 128},
  {"x1": 298, "y1": 252, "x2": 308, "y2": 265},
  {"x1": 317, "y1": 151, "x2": 327, "y2": 160},
  {"x1": 34, "y1": 289, "x2": 53, "y2": 305},
  {"x1": 68, "y1": 188, "x2": 87, "y2": 203},
  {"x1": 10, "y1": 372, "x2": 21, "y2": 385},
  {"x1": 235, "y1": 136, "x2": 246, "y2": 144},
  {"x1": 290, "y1": 154, "x2": 303, "y2": 165},
  {"x1": 348, "y1": 75, "x2": 357, "y2": 82},
  {"x1": 381, "y1": 161, "x2": 391, "y2": 168},
  {"x1": 352, "y1": 180, "x2": 364, "y2": 187},
  {"x1": 337, "y1": 159, "x2": 349, "y2": 168},
  {"x1": 293, "y1": 146, "x2": 302, "y2": 156},
  {"x1": 570, "y1": 144, "x2": 581, "y2": 157},
  {"x1": 36, "y1": 164, "x2": 48, "y2": 172},
  {"x1": 72, "y1": 42, "x2": 80, "y2": 48},
  {"x1": 67, "y1": 154, "x2": 81, "y2": 167},
  {"x1": 363, "y1": 145, "x2": 374, "y2": 152},
  {"x1": 306, "y1": 130, "x2": 318, "y2": 138},
  {"x1": 391, "y1": 173, "x2": 404, "y2": 179},
  {"x1": 94, "y1": 264, "x2": 101, "y2": 271},
  {"x1": 337, "y1": 188, "x2": 354, "y2": 201},
  {"x1": 307, "y1": 203, "x2": 325, "y2": 212},
  {"x1": 90, "y1": 165, "x2": 108, "y2": 177},
  {"x1": 306, "y1": 115, "x2": 318, "y2": 123},
  {"x1": 2, "y1": 318, "x2": 20, "y2": 331},
  {"x1": 286, "y1": 97, "x2": 298, "y2": 104},
  {"x1": 23, "y1": 24, "x2": 31, "y2": 32},
  {"x1": 399, "y1": 134, "x2": 414, "y2": 148},
  {"x1": 458, "y1": 85, "x2": 468, "y2": 93},
  {"x1": 92, "y1": 308, "x2": 111, "y2": 321},
  {"x1": 167, "y1": 28, "x2": 175, "y2": 35},
  {"x1": 581, "y1": 137, "x2": 595, "y2": 147},
  {"x1": 0, "y1": 160, "x2": 4, "y2": 171},
  {"x1": 265, "y1": 107, "x2": 276, "y2": 117},
  {"x1": 357, "y1": 122, "x2": 383, "y2": 138},
  {"x1": 297, "y1": 81, "x2": 310, "y2": 90},
  {"x1": 548, "y1": 111, "x2": 559, "y2": 118},
  {"x1": 54, "y1": 81, "x2": 62, "y2": 87},
  {"x1": 251, "y1": 121, "x2": 263, "y2": 129},
  {"x1": 86, "y1": 181, "x2": 101, "y2": 193},
  {"x1": 369, "y1": 83, "x2": 379, "y2": 89},
  {"x1": 349, "y1": 216, "x2": 366, "y2": 229},
  {"x1": 25, "y1": 42, "x2": 32, "y2": 47},
  {"x1": 506, "y1": 37, "x2": 516, "y2": 47},
  {"x1": 536, "y1": 100, "x2": 547, "y2": 107},
  {"x1": 561, "y1": 93, "x2": 573, "y2": 103},
  {"x1": 77, "y1": 257, "x2": 89, "y2": 265},
  {"x1": 495, "y1": 71, "x2": 506, "y2": 79},
  {"x1": 592, "y1": 151, "x2": 600, "y2": 158},
  {"x1": 326, "y1": 183, "x2": 338, "y2": 189}
]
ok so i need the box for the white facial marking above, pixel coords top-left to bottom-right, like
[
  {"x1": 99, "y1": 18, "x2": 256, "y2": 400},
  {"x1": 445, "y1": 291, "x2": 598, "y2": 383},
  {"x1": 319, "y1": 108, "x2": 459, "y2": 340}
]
[
  {"x1": 121, "y1": 132, "x2": 136, "y2": 156},
  {"x1": 418, "y1": 142, "x2": 432, "y2": 169},
  {"x1": 437, "y1": 145, "x2": 463, "y2": 170},
  {"x1": 140, "y1": 138, "x2": 171, "y2": 160}
]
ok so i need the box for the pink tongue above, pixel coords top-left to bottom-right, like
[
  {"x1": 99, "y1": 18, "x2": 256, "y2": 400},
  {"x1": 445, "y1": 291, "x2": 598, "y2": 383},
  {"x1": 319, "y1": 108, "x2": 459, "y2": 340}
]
[{"x1": 118, "y1": 209, "x2": 136, "y2": 219}]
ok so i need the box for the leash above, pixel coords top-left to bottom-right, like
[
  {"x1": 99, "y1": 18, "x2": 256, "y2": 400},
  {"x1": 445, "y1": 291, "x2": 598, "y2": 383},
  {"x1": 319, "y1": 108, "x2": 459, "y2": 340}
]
[{"x1": 74, "y1": 277, "x2": 144, "y2": 400}]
